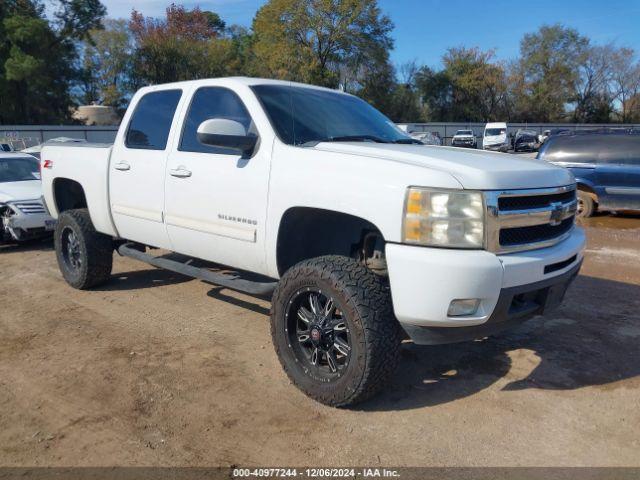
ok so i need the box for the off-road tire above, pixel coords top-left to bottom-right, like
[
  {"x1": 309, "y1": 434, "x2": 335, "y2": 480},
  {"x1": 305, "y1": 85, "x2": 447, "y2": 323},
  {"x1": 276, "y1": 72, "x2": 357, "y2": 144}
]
[
  {"x1": 271, "y1": 255, "x2": 401, "y2": 407},
  {"x1": 54, "y1": 209, "x2": 113, "y2": 289},
  {"x1": 577, "y1": 190, "x2": 596, "y2": 218}
]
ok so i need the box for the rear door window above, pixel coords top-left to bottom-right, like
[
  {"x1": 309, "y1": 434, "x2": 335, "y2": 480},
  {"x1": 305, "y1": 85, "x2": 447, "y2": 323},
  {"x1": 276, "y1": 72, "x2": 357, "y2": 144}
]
[
  {"x1": 539, "y1": 136, "x2": 596, "y2": 164},
  {"x1": 597, "y1": 135, "x2": 640, "y2": 166},
  {"x1": 125, "y1": 90, "x2": 182, "y2": 150}
]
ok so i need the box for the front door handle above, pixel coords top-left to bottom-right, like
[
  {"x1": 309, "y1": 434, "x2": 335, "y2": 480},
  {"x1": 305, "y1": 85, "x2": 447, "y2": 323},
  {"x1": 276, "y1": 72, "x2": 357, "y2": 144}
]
[
  {"x1": 169, "y1": 167, "x2": 192, "y2": 178},
  {"x1": 114, "y1": 161, "x2": 130, "y2": 171}
]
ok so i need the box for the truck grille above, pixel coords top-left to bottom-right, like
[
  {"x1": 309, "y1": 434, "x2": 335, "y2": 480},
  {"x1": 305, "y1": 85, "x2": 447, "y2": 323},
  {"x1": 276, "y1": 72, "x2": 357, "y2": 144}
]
[
  {"x1": 13, "y1": 200, "x2": 46, "y2": 214},
  {"x1": 498, "y1": 190, "x2": 576, "y2": 211},
  {"x1": 486, "y1": 185, "x2": 577, "y2": 253},
  {"x1": 500, "y1": 217, "x2": 574, "y2": 246}
]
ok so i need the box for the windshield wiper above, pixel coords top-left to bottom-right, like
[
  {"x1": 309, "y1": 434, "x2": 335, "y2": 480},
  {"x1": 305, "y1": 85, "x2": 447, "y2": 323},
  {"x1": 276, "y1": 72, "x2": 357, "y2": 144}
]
[
  {"x1": 328, "y1": 135, "x2": 390, "y2": 143},
  {"x1": 392, "y1": 138, "x2": 423, "y2": 145},
  {"x1": 300, "y1": 135, "x2": 391, "y2": 147}
]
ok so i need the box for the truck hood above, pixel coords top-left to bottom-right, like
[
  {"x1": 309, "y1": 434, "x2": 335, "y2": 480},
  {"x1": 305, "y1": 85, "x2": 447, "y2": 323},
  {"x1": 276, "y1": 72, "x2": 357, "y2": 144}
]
[
  {"x1": 453, "y1": 134, "x2": 474, "y2": 139},
  {"x1": 313, "y1": 143, "x2": 573, "y2": 190},
  {"x1": 0, "y1": 180, "x2": 43, "y2": 203}
]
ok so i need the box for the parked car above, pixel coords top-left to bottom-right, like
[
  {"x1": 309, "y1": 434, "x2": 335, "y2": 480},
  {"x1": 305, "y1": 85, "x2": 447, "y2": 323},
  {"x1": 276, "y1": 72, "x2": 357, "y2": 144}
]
[
  {"x1": 538, "y1": 133, "x2": 640, "y2": 217},
  {"x1": 0, "y1": 153, "x2": 56, "y2": 243},
  {"x1": 451, "y1": 129, "x2": 477, "y2": 148},
  {"x1": 41, "y1": 77, "x2": 584, "y2": 406},
  {"x1": 483, "y1": 122, "x2": 509, "y2": 151},
  {"x1": 513, "y1": 129, "x2": 539, "y2": 152},
  {"x1": 539, "y1": 130, "x2": 551, "y2": 144},
  {"x1": 410, "y1": 131, "x2": 442, "y2": 146},
  {"x1": 21, "y1": 137, "x2": 88, "y2": 161}
]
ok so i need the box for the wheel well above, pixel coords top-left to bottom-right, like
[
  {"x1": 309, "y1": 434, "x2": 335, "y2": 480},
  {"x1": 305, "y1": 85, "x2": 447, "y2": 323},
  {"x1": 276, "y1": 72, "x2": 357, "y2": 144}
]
[
  {"x1": 276, "y1": 207, "x2": 386, "y2": 277},
  {"x1": 577, "y1": 183, "x2": 598, "y2": 203},
  {"x1": 53, "y1": 178, "x2": 87, "y2": 213}
]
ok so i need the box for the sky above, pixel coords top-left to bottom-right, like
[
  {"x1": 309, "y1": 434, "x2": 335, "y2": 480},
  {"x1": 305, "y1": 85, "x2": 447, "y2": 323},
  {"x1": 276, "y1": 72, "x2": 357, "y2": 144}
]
[{"x1": 100, "y1": 0, "x2": 640, "y2": 68}]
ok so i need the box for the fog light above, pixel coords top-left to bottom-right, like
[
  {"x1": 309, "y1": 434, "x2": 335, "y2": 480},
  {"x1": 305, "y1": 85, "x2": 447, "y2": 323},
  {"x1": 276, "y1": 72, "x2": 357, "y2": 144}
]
[{"x1": 448, "y1": 299, "x2": 480, "y2": 317}]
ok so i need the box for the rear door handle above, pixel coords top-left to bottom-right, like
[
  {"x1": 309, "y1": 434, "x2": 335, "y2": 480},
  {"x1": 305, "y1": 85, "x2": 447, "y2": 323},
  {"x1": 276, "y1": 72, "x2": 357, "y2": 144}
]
[
  {"x1": 114, "y1": 162, "x2": 130, "y2": 171},
  {"x1": 169, "y1": 167, "x2": 192, "y2": 178}
]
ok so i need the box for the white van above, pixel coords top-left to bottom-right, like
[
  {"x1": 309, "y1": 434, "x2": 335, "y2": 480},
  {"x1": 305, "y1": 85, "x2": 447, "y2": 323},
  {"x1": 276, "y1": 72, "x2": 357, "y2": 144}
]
[{"x1": 483, "y1": 122, "x2": 509, "y2": 152}]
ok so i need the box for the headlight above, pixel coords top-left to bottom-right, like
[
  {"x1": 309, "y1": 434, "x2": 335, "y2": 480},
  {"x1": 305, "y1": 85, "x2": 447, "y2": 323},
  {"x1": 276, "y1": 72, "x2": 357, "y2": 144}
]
[{"x1": 403, "y1": 187, "x2": 484, "y2": 248}]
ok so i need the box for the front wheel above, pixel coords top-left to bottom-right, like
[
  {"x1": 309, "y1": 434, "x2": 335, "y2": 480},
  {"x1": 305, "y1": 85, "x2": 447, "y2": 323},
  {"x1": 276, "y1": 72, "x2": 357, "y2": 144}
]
[
  {"x1": 54, "y1": 209, "x2": 113, "y2": 289},
  {"x1": 577, "y1": 190, "x2": 596, "y2": 218},
  {"x1": 271, "y1": 256, "x2": 401, "y2": 407}
]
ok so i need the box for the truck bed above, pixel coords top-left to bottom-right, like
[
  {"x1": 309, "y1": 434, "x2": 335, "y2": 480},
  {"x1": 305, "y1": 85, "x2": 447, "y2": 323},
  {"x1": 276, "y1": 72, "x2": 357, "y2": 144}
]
[{"x1": 40, "y1": 143, "x2": 118, "y2": 237}]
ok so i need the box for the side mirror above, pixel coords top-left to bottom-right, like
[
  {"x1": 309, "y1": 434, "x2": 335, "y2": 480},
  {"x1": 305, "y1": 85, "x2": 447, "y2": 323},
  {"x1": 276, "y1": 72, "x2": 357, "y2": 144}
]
[{"x1": 196, "y1": 118, "x2": 257, "y2": 156}]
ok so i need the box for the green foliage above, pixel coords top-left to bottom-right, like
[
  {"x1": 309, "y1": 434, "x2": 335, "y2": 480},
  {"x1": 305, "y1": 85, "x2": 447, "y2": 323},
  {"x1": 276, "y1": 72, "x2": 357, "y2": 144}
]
[
  {"x1": 0, "y1": 0, "x2": 105, "y2": 124},
  {"x1": 128, "y1": 4, "x2": 245, "y2": 86},
  {"x1": 251, "y1": 0, "x2": 393, "y2": 88},
  {"x1": 414, "y1": 24, "x2": 638, "y2": 123},
  {"x1": 52, "y1": 0, "x2": 106, "y2": 40},
  {"x1": 81, "y1": 19, "x2": 133, "y2": 111},
  {"x1": 359, "y1": 61, "x2": 426, "y2": 122},
  {"x1": 416, "y1": 47, "x2": 508, "y2": 122},
  {"x1": 1, "y1": 2, "x2": 638, "y2": 125},
  {"x1": 515, "y1": 24, "x2": 589, "y2": 122}
]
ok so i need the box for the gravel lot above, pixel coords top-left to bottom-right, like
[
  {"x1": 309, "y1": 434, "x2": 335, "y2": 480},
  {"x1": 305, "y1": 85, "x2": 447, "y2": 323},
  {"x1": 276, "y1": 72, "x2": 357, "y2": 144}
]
[{"x1": 1, "y1": 215, "x2": 639, "y2": 467}]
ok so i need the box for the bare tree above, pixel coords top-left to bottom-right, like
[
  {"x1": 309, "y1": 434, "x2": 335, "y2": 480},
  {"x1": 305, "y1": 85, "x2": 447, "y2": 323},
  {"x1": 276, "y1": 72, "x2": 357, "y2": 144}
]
[
  {"x1": 610, "y1": 47, "x2": 640, "y2": 122},
  {"x1": 573, "y1": 44, "x2": 615, "y2": 122},
  {"x1": 398, "y1": 60, "x2": 419, "y2": 86}
]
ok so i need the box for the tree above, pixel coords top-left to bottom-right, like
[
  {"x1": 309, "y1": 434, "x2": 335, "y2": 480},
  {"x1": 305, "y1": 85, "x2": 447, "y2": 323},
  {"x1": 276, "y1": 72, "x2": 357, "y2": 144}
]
[
  {"x1": 359, "y1": 61, "x2": 426, "y2": 122},
  {"x1": 572, "y1": 44, "x2": 615, "y2": 123},
  {"x1": 609, "y1": 47, "x2": 640, "y2": 122},
  {"x1": 0, "y1": 0, "x2": 106, "y2": 124},
  {"x1": 516, "y1": 24, "x2": 589, "y2": 122},
  {"x1": 129, "y1": 4, "x2": 242, "y2": 86},
  {"x1": 81, "y1": 19, "x2": 133, "y2": 111},
  {"x1": 414, "y1": 66, "x2": 451, "y2": 121},
  {"x1": 443, "y1": 47, "x2": 507, "y2": 122},
  {"x1": 251, "y1": 0, "x2": 393, "y2": 89},
  {"x1": 623, "y1": 94, "x2": 640, "y2": 123},
  {"x1": 414, "y1": 47, "x2": 507, "y2": 122}
]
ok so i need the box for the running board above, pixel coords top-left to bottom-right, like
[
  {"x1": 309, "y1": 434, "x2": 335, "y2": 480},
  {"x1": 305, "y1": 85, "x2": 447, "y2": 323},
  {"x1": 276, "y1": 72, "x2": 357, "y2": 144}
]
[{"x1": 117, "y1": 243, "x2": 277, "y2": 296}]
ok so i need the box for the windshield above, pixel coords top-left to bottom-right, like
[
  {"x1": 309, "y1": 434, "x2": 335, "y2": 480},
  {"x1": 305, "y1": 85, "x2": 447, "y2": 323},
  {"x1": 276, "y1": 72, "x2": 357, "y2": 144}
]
[
  {"x1": 252, "y1": 84, "x2": 411, "y2": 146},
  {"x1": 485, "y1": 128, "x2": 506, "y2": 136},
  {"x1": 0, "y1": 157, "x2": 40, "y2": 183},
  {"x1": 456, "y1": 130, "x2": 473, "y2": 135}
]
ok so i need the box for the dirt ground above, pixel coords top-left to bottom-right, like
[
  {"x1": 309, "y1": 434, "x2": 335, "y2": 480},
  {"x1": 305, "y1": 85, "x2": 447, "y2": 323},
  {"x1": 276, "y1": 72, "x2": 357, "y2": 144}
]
[{"x1": 1, "y1": 214, "x2": 639, "y2": 467}]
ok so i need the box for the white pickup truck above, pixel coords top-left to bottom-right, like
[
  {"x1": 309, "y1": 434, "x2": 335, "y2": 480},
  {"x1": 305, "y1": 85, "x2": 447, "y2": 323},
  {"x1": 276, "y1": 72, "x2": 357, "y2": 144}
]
[{"x1": 41, "y1": 77, "x2": 585, "y2": 406}]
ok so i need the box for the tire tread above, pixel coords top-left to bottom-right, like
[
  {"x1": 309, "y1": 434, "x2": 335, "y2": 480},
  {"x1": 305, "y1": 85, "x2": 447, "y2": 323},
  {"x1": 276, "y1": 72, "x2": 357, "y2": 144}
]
[
  {"x1": 271, "y1": 255, "x2": 400, "y2": 407},
  {"x1": 54, "y1": 209, "x2": 112, "y2": 289}
]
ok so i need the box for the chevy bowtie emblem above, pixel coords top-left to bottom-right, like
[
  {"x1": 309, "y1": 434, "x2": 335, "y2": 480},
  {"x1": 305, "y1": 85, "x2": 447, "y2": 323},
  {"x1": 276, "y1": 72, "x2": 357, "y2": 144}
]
[{"x1": 549, "y1": 202, "x2": 565, "y2": 226}]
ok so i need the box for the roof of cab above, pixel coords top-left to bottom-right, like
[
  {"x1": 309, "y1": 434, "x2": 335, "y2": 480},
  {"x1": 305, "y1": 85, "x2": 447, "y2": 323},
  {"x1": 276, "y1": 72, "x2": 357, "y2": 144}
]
[{"x1": 136, "y1": 76, "x2": 343, "y2": 95}]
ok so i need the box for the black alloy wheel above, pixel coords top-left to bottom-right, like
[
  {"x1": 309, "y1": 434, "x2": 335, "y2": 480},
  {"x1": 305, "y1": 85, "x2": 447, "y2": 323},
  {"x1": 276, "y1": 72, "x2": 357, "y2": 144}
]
[{"x1": 285, "y1": 288, "x2": 352, "y2": 380}]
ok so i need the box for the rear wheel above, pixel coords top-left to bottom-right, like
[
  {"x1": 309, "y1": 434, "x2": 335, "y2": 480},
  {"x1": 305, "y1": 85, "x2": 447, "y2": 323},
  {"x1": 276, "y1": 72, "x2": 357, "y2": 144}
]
[
  {"x1": 577, "y1": 190, "x2": 596, "y2": 218},
  {"x1": 271, "y1": 256, "x2": 401, "y2": 407},
  {"x1": 54, "y1": 209, "x2": 113, "y2": 289}
]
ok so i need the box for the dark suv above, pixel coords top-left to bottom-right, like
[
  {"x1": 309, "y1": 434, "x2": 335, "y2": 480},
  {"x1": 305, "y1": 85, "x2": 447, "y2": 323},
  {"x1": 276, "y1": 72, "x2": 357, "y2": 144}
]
[
  {"x1": 538, "y1": 132, "x2": 640, "y2": 217},
  {"x1": 513, "y1": 129, "x2": 539, "y2": 152}
]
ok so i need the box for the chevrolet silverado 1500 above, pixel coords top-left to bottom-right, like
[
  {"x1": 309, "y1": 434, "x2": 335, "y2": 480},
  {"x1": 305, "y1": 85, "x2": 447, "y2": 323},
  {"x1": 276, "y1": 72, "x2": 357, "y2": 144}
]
[{"x1": 41, "y1": 77, "x2": 585, "y2": 406}]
